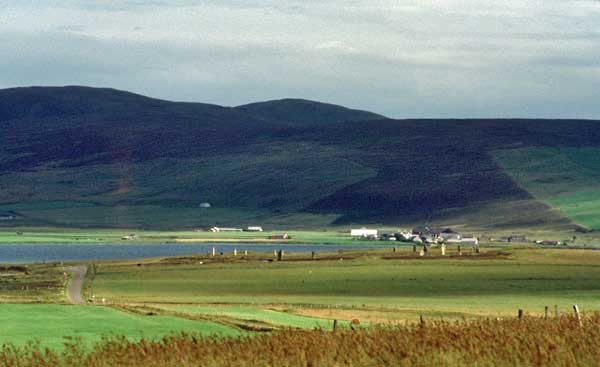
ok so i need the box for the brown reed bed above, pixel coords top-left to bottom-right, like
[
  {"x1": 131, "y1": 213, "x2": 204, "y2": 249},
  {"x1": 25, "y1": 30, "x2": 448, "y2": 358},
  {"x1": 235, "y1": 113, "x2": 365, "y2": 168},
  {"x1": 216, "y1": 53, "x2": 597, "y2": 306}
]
[{"x1": 2, "y1": 314, "x2": 600, "y2": 367}]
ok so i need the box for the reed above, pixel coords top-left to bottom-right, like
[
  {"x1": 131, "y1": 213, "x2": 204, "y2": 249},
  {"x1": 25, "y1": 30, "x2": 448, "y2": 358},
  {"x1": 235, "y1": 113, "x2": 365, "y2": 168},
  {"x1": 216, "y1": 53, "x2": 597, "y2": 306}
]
[{"x1": 2, "y1": 314, "x2": 600, "y2": 366}]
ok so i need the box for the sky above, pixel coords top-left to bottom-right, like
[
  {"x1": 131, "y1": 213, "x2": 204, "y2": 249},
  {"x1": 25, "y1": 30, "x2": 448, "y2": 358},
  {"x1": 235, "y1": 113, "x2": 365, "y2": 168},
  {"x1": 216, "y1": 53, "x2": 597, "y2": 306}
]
[{"x1": 1, "y1": 0, "x2": 599, "y2": 118}]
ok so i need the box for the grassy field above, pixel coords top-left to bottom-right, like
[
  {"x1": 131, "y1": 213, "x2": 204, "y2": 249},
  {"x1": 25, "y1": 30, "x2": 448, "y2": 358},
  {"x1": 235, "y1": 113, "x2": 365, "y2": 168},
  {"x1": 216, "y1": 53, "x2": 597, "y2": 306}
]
[
  {"x1": 0, "y1": 263, "x2": 66, "y2": 303},
  {"x1": 0, "y1": 227, "x2": 386, "y2": 245},
  {"x1": 1, "y1": 225, "x2": 598, "y2": 247},
  {"x1": 89, "y1": 248, "x2": 600, "y2": 321},
  {"x1": 0, "y1": 304, "x2": 242, "y2": 350},
  {"x1": 495, "y1": 147, "x2": 600, "y2": 230},
  {"x1": 157, "y1": 305, "x2": 339, "y2": 329},
  {"x1": 1, "y1": 247, "x2": 600, "y2": 352}
]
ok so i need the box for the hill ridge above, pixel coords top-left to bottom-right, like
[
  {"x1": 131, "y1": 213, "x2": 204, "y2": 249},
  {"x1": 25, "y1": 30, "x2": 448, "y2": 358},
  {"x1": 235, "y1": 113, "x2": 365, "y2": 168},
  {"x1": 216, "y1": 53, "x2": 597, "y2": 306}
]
[{"x1": 0, "y1": 85, "x2": 598, "y2": 230}]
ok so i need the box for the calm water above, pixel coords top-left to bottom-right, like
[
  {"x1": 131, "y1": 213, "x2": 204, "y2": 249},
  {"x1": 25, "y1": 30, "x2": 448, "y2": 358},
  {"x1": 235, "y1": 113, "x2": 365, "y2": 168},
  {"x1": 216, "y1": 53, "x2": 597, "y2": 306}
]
[{"x1": 0, "y1": 243, "x2": 390, "y2": 263}]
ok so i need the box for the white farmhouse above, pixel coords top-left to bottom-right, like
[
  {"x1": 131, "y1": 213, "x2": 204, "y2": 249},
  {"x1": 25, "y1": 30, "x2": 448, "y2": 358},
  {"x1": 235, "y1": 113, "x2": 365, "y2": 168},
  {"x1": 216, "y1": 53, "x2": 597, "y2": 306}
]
[
  {"x1": 350, "y1": 228, "x2": 378, "y2": 238},
  {"x1": 211, "y1": 227, "x2": 243, "y2": 232}
]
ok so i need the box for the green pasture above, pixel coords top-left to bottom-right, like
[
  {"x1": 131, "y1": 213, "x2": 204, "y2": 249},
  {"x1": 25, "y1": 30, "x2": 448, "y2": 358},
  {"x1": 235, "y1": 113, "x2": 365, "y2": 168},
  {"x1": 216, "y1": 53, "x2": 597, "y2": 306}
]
[
  {"x1": 159, "y1": 305, "x2": 338, "y2": 329},
  {"x1": 90, "y1": 249, "x2": 600, "y2": 318},
  {"x1": 0, "y1": 227, "x2": 377, "y2": 245},
  {"x1": 495, "y1": 147, "x2": 600, "y2": 229},
  {"x1": 0, "y1": 264, "x2": 66, "y2": 303},
  {"x1": 0, "y1": 304, "x2": 242, "y2": 350}
]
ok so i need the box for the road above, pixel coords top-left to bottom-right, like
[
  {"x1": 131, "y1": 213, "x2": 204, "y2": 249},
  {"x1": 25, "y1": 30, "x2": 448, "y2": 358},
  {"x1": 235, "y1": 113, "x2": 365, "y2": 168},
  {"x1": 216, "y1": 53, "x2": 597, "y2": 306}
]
[{"x1": 65, "y1": 265, "x2": 87, "y2": 305}]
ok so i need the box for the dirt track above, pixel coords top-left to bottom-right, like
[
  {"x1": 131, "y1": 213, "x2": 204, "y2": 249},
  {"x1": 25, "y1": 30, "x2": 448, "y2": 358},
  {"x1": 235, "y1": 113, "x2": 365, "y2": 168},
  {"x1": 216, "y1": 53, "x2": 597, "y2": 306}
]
[{"x1": 65, "y1": 265, "x2": 87, "y2": 305}]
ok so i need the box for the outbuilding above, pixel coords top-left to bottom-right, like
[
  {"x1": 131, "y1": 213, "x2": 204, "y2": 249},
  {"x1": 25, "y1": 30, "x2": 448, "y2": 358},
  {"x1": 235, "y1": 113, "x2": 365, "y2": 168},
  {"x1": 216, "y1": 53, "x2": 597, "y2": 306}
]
[{"x1": 351, "y1": 228, "x2": 378, "y2": 238}]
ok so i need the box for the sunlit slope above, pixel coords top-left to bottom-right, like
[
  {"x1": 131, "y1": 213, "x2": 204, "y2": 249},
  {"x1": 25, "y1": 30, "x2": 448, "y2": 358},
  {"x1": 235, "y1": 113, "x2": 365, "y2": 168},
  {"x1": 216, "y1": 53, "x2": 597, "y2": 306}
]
[{"x1": 495, "y1": 147, "x2": 600, "y2": 230}]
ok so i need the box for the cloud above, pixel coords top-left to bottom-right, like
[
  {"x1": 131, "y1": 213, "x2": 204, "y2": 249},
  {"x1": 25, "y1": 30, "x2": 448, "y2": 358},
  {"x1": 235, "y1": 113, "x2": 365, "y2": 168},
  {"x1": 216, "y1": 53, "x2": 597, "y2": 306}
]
[{"x1": 0, "y1": 0, "x2": 599, "y2": 118}]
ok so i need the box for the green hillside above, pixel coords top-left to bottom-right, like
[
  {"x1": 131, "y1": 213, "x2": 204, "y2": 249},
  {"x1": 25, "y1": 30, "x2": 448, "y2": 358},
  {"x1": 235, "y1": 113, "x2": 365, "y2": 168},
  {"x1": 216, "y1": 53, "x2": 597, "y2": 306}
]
[
  {"x1": 495, "y1": 147, "x2": 600, "y2": 230},
  {"x1": 1, "y1": 86, "x2": 600, "y2": 231}
]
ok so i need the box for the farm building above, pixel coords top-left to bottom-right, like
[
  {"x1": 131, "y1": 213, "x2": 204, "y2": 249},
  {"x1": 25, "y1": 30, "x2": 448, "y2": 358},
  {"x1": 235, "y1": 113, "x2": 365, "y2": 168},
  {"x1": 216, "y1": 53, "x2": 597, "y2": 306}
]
[
  {"x1": 121, "y1": 234, "x2": 139, "y2": 240},
  {"x1": 351, "y1": 228, "x2": 378, "y2": 238},
  {"x1": 198, "y1": 202, "x2": 211, "y2": 208},
  {"x1": 246, "y1": 226, "x2": 263, "y2": 232},
  {"x1": 210, "y1": 227, "x2": 243, "y2": 232}
]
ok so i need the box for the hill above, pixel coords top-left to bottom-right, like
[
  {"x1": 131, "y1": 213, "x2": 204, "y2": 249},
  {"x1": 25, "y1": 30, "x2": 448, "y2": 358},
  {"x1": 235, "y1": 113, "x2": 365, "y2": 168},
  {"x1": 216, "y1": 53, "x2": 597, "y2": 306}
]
[
  {"x1": 236, "y1": 98, "x2": 385, "y2": 126},
  {"x1": 1, "y1": 86, "x2": 599, "y2": 231}
]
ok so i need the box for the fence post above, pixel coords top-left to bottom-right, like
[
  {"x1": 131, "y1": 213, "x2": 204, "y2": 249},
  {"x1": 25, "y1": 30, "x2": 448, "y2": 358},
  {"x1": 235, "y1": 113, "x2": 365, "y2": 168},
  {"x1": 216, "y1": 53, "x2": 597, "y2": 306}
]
[
  {"x1": 544, "y1": 306, "x2": 548, "y2": 320},
  {"x1": 458, "y1": 245, "x2": 462, "y2": 256},
  {"x1": 311, "y1": 251, "x2": 316, "y2": 260},
  {"x1": 277, "y1": 249, "x2": 284, "y2": 261},
  {"x1": 573, "y1": 304, "x2": 582, "y2": 326},
  {"x1": 233, "y1": 248, "x2": 237, "y2": 256},
  {"x1": 420, "y1": 314, "x2": 425, "y2": 326},
  {"x1": 333, "y1": 319, "x2": 338, "y2": 333},
  {"x1": 518, "y1": 309, "x2": 524, "y2": 320},
  {"x1": 211, "y1": 247, "x2": 216, "y2": 257},
  {"x1": 441, "y1": 244, "x2": 446, "y2": 256},
  {"x1": 413, "y1": 245, "x2": 417, "y2": 253}
]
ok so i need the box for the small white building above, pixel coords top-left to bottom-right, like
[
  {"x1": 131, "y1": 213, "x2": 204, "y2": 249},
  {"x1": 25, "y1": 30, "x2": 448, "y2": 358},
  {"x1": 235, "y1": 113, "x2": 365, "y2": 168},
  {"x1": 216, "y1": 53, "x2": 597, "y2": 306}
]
[
  {"x1": 246, "y1": 226, "x2": 263, "y2": 232},
  {"x1": 211, "y1": 227, "x2": 243, "y2": 232},
  {"x1": 199, "y1": 202, "x2": 211, "y2": 208},
  {"x1": 350, "y1": 228, "x2": 378, "y2": 238}
]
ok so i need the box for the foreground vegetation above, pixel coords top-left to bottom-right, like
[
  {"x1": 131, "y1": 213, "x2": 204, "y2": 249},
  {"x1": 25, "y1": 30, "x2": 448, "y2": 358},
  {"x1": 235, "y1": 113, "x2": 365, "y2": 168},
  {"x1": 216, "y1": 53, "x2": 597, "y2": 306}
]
[{"x1": 1, "y1": 315, "x2": 599, "y2": 366}]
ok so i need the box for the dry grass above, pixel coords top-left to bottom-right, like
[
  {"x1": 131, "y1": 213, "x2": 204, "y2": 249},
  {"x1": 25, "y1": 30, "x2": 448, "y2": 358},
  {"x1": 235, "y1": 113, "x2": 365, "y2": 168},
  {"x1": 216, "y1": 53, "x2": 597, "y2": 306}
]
[{"x1": 2, "y1": 314, "x2": 600, "y2": 366}]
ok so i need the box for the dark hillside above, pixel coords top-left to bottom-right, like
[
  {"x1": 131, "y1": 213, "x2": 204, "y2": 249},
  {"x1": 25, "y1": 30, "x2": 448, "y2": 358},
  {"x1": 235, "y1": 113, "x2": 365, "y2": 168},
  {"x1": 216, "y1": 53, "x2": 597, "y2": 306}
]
[
  {"x1": 236, "y1": 98, "x2": 385, "y2": 125},
  {"x1": 0, "y1": 86, "x2": 598, "y2": 229}
]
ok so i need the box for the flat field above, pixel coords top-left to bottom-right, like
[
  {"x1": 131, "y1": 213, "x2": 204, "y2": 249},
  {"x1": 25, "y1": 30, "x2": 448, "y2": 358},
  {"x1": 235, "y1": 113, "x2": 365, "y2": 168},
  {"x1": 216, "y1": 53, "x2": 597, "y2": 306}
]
[
  {"x1": 0, "y1": 227, "x2": 379, "y2": 245},
  {"x1": 0, "y1": 304, "x2": 241, "y2": 349},
  {"x1": 90, "y1": 248, "x2": 600, "y2": 321},
  {"x1": 0, "y1": 263, "x2": 66, "y2": 303},
  {"x1": 0, "y1": 247, "x2": 600, "y2": 350}
]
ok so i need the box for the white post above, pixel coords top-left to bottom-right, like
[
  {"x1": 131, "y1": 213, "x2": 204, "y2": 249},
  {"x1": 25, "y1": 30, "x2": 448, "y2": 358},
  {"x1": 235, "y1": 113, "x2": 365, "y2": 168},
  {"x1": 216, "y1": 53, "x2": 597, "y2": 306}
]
[
  {"x1": 441, "y1": 244, "x2": 446, "y2": 256},
  {"x1": 233, "y1": 248, "x2": 238, "y2": 256},
  {"x1": 211, "y1": 247, "x2": 216, "y2": 257}
]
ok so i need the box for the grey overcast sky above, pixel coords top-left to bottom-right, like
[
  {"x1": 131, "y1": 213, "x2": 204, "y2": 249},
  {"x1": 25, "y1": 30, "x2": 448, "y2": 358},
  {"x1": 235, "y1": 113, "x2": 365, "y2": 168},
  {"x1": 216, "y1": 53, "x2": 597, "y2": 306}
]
[{"x1": 1, "y1": 1, "x2": 599, "y2": 118}]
